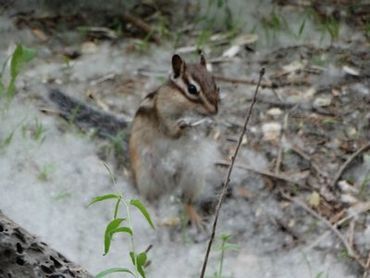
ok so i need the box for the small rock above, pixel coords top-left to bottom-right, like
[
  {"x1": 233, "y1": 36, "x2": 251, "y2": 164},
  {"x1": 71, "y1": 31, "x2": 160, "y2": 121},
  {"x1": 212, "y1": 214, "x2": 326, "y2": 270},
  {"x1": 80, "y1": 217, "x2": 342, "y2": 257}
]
[
  {"x1": 262, "y1": 122, "x2": 281, "y2": 141},
  {"x1": 340, "y1": 194, "x2": 358, "y2": 204},
  {"x1": 338, "y1": 180, "x2": 358, "y2": 193},
  {"x1": 222, "y1": 45, "x2": 241, "y2": 58},
  {"x1": 342, "y1": 65, "x2": 360, "y2": 76},
  {"x1": 345, "y1": 126, "x2": 357, "y2": 138},
  {"x1": 313, "y1": 95, "x2": 332, "y2": 107},
  {"x1": 81, "y1": 41, "x2": 98, "y2": 54},
  {"x1": 266, "y1": 107, "x2": 283, "y2": 117},
  {"x1": 304, "y1": 87, "x2": 316, "y2": 100},
  {"x1": 307, "y1": 191, "x2": 320, "y2": 207},
  {"x1": 282, "y1": 60, "x2": 304, "y2": 73}
]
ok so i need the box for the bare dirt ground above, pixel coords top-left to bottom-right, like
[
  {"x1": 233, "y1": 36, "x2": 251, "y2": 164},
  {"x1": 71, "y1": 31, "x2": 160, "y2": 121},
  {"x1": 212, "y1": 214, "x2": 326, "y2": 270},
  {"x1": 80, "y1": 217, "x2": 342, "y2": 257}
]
[{"x1": 0, "y1": 1, "x2": 369, "y2": 277}]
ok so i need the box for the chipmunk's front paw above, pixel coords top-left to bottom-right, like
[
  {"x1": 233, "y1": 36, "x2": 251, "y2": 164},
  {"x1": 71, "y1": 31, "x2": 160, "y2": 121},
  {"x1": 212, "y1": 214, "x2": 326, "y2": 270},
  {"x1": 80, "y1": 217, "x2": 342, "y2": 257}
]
[{"x1": 177, "y1": 118, "x2": 192, "y2": 129}]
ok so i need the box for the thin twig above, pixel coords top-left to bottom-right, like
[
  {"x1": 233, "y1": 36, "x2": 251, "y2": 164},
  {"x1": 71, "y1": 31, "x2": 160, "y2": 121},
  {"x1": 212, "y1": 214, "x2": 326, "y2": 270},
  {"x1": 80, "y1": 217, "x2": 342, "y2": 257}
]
[
  {"x1": 306, "y1": 202, "x2": 370, "y2": 252},
  {"x1": 214, "y1": 75, "x2": 272, "y2": 87},
  {"x1": 363, "y1": 252, "x2": 370, "y2": 278},
  {"x1": 290, "y1": 144, "x2": 328, "y2": 177},
  {"x1": 275, "y1": 113, "x2": 289, "y2": 174},
  {"x1": 215, "y1": 161, "x2": 306, "y2": 187},
  {"x1": 200, "y1": 68, "x2": 265, "y2": 278},
  {"x1": 214, "y1": 75, "x2": 310, "y2": 88},
  {"x1": 282, "y1": 192, "x2": 367, "y2": 269},
  {"x1": 331, "y1": 143, "x2": 370, "y2": 188}
]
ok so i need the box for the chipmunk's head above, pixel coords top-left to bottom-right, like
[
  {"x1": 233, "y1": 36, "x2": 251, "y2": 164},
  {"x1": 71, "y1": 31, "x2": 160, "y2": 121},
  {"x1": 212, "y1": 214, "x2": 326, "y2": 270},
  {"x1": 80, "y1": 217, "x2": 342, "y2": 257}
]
[{"x1": 170, "y1": 54, "x2": 219, "y2": 116}]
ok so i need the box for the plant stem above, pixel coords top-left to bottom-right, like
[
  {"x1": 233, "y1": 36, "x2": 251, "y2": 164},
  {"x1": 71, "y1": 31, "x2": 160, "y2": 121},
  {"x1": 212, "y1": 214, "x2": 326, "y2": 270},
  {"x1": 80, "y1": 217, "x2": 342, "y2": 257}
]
[
  {"x1": 124, "y1": 199, "x2": 139, "y2": 278},
  {"x1": 218, "y1": 238, "x2": 226, "y2": 277},
  {"x1": 199, "y1": 68, "x2": 265, "y2": 278}
]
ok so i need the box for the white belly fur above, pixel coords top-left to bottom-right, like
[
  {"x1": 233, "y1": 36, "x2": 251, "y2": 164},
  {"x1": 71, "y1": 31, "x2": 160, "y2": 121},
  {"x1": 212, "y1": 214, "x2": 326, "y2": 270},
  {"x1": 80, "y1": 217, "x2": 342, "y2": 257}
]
[{"x1": 136, "y1": 131, "x2": 220, "y2": 202}]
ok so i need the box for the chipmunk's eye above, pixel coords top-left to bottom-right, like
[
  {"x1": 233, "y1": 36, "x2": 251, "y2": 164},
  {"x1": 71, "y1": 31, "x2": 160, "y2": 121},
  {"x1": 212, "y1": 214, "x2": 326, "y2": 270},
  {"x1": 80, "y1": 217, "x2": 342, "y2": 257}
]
[{"x1": 187, "y1": 84, "x2": 198, "y2": 95}]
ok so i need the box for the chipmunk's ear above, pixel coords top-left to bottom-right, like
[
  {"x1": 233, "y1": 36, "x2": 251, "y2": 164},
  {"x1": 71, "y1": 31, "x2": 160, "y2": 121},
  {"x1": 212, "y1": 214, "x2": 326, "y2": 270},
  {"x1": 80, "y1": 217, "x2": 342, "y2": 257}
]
[
  {"x1": 200, "y1": 53, "x2": 207, "y2": 67},
  {"x1": 172, "y1": 54, "x2": 186, "y2": 78}
]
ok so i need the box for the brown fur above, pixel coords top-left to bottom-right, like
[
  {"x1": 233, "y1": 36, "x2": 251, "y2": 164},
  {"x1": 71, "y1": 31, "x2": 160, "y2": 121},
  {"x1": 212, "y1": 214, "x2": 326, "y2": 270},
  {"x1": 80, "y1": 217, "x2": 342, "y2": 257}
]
[{"x1": 129, "y1": 55, "x2": 219, "y2": 202}]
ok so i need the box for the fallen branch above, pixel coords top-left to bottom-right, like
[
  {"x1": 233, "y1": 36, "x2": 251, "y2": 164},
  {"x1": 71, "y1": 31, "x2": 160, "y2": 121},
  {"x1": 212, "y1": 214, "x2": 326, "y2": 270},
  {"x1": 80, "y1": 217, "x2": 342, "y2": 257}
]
[
  {"x1": 281, "y1": 192, "x2": 367, "y2": 270},
  {"x1": 0, "y1": 210, "x2": 92, "y2": 277},
  {"x1": 331, "y1": 143, "x2": 370, "y2": 188},
  {"x1": 200, "y1": 68, "x2": 265, "y2": 278},
  {"x1": 306, "y1": 202, "x2": 370, "y2": 253}
]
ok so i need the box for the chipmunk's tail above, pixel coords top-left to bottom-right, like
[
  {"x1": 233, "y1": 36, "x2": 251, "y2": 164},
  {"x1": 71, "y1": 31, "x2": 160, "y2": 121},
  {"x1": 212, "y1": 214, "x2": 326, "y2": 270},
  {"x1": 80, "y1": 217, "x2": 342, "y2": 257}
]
[{"x1": 48, "y1": 89, "x2": 130, "y2": 140}]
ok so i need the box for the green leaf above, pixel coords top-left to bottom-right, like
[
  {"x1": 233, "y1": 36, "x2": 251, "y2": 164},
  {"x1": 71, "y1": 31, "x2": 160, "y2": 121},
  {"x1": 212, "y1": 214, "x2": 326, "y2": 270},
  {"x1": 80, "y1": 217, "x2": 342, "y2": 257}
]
[
  {"x1": 222, "y1": 242, "x2": 240, "y2": 251},
  {"x1": 96, "y1": 267, "x2": 134, "y2": 278},
  {"x1": 104, "y1": 218, "x2": 126, "y2": 255},
  {"x1": 113, "y1": 197, "x2": 122, "y2": 219},
  {"x1": 217, "y1": 0, "x2": 224, "y2": 8},
  {"x1": 7, "y1": 44, "x2": 36, "y2": 96},
  {"x1": 10, "y1": 44, "x2": 36, "y2": 77},
  {"x1": 298, "y1": 18, "x2": 306, "y2": 36},
  {"x1": 130, "y1": 199, "x2": 154, "y2": 229},
  {"x1": 111, "y1": 226, "x2": 133, "y2": 236},
  {"x1": 0, "y1": 131, "x2": 14, "y2": 149},
  {"x1": 88, "y1": 194, "x2": 120, "y2": 207},
  {"x1": 0, "y1": 81, "x2": 4, "y2": 96},
  {"x1": 129, "y1": 251, "x2": 135, "y2": 265},
  {"x1": 129, "y1": 251, "x2": 147, "y2": 278},
  {"x1": 136, "y1": 252, "x2": 147, "y2": 278}
]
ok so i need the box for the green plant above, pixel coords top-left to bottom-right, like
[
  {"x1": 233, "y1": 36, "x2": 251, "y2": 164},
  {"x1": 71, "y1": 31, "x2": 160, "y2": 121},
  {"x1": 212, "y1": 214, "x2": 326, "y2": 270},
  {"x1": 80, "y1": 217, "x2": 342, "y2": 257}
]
[
  {"x1": 358, "y1": 170, "x2": 370, "y2": 199},
  {"x1": 212, "y1": 233, "x2": 239, "y2": 278},
  {"x1": 32, "y1": 118, "x2": 47, "y2": 142},
  {"x1": 0, "y1": 44, "x2": 36, "y2": 98},
  {"x1": 0, "y1": 130, "x2": 15, "y2": 151},
  {"x1": 195, "y1": 0, "x2": 240, "y2": 48},
  {"x1": 89, "y1": 163, "x2": 155, "y2": 278},
  {"x1": 53, "y1": 191, "x2": 72, "y2": 201},
  {"x1": 37, "y1": 163, "x2": 55, "y2": 182},
  {"x1": 21, "y1": 118, "x2": 47, "y2": 143},
  {"x1": 260, "y1": 9, "x2": 289, "y2": 43},
  {"x1": 307, "y1": 8, "x2": 340, "y2": 44},
  {"x1": 197, "y1": 29, "x2": 213, "y2": 49},
  {"x1": 315, "y1": 271, "x2": 329, "y2": 278},
  {"x1": 320, "y1": 18, "x2": 340, "y2": 43}
]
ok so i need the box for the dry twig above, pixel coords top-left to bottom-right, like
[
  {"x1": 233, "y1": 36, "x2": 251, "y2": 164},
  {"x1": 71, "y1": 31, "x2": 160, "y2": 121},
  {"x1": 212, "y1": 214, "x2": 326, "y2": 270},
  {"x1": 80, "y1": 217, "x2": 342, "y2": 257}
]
[
  {"x1": 363, "y1": 252, "x2": 370, "y2": 278},
  {"x1": 290, "y1": 144, "x2": 328, "y2": 177},
  {"x1": 332, "y1": 143, "x2": 370, "y2": 188},
  {"x1": 123, "y1": 11, "x2": 160, "y2": 44},
  {"x1": 215, "y1": 161, "x2": 306, "y2": 188},
  {"x1": 200, "y1": 68, "x2": 265, "y2": 278},
  {"x1": 282, "y1": 192, "x2": 367, "y2": 270},
  {"x1": 214, "y1": 75, "x2": 310, "y2": 88},
  {"x1": 306, "y1": 202, "x2": 370, "y2": 253},
  {"x1": 275, "y1": 113, "x2": 289, "y2": 174}
]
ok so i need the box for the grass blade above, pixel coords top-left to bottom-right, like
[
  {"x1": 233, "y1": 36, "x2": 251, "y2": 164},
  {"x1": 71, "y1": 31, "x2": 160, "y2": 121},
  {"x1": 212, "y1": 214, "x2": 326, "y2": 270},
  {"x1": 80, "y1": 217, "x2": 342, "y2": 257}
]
[{"x1": 130, "y1": 199, "x2": 154, "y2": 229}]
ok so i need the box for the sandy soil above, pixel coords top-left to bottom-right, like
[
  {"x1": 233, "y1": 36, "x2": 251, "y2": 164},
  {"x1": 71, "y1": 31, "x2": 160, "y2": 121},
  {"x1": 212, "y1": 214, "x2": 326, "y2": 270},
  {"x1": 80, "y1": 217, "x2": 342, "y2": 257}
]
[{"x1": 1, "y1": 1, "x2": 369, "y2": 277}]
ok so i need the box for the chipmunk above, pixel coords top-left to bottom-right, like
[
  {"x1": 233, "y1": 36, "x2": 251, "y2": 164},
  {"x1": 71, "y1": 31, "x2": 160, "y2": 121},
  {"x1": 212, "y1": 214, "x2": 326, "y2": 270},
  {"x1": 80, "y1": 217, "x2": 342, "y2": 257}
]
[
  {"x1": 129, "y1": 54, "x2": 220, "y2": 226},
  {"x1": 48, "y1": 54, "x2": 220, "y2": 226}
]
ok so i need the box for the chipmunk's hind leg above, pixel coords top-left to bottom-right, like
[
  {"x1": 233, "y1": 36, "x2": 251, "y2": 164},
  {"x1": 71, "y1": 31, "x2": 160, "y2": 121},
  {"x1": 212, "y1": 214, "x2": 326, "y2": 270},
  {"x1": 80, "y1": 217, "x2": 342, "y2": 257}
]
[{"x1": 184, "y1": 202, "x2": 207, "y2": 231}]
